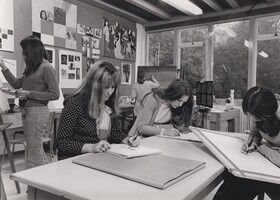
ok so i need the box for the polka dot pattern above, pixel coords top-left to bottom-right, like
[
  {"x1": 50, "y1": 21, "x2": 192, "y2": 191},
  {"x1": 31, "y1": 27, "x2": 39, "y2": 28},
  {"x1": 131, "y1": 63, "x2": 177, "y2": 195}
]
[{"x1": 55, "y1": 95, "x2": 127, "y2": 160}]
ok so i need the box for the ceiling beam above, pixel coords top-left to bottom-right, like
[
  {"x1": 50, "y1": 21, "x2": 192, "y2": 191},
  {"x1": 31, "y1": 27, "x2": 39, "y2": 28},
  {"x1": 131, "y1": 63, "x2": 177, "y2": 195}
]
[
  {"x1": 161, "y1": 0, "x2": 203, "y2": 15},
  {"x1": 125, "y1": 0, "x2": 171, "y2": 20},
  {"x1": 202, "y1": 0, "x2": 223, "y2": 12},
  {"x1": 226, "y1": 0, "x2": 240, "y2": 9},
  {"x1": 146, "y1": 2, "x2": 280, "y2": 31},
  {"x1": 78, "y1": 0, "x2": 149, "y2": 24}
]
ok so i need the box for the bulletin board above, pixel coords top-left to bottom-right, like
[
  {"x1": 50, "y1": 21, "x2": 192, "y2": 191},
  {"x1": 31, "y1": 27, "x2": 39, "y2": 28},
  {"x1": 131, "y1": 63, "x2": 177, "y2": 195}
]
[{"x1": 1, "y1": 0, "x2": 136, "y2": 97}]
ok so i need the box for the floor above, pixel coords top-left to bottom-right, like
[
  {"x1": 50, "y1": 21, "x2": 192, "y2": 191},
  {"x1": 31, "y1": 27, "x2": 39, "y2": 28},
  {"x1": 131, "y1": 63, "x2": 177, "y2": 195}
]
[
  {"x1": 0, "y1": 151, "x2": 271, "y2": 200},
  {"x1": 1, "y1": 151, "x2": 58, "y2": 200}
]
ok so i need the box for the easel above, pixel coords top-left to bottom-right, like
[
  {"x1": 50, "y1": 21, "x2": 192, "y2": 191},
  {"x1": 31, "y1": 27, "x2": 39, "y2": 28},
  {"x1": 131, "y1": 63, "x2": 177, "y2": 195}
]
[{"x1": 0, "y1": 78, "x2": 21, "y2": 198}]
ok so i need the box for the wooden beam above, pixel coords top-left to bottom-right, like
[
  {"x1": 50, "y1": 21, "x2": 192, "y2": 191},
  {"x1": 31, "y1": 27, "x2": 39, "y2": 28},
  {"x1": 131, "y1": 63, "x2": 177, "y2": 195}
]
[
  {"x1": 125, "y1": 0, "x2": 171, "y2": 20},
  {"x1": 226, "y1": 0, "x2": 240, "y2": 9},
  {"x1": 146, "y1": 1, "x2": 280, "y2": 31},
  {"x1": 78, "y1": 0, "x2": 149, "y2": 24},
  {"x1": 202, "y1": 0, "x2": 223, "y2": 12}
]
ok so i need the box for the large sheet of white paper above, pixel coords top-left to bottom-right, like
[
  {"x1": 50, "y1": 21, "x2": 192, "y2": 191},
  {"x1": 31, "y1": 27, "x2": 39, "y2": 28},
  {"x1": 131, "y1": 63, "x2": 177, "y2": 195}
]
[{"x1": 0, "y1": 78, "x2": 9, "y2": 113}]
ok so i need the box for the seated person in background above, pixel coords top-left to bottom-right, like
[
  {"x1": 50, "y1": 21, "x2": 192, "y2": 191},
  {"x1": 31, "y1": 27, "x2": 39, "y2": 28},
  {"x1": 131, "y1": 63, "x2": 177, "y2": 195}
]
[
  {"x1": 213, "y1": 86, "x2": 280, "y2": 200},
  {"x1": 131, "y1": 70, "x2": 160, "y2": 116},
  {"x1": 55, "y1": 61, "x2": 140, "y2": 160},
  {"x1": 128, "y1": 79, "x2": 193, "y2": 137}
]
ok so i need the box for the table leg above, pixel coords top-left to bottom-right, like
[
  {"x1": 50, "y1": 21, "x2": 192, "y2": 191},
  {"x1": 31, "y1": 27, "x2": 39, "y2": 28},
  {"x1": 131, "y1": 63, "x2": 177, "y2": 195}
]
[{"x1": 1, "y1": 129, "x2": 21, "y2": 194}]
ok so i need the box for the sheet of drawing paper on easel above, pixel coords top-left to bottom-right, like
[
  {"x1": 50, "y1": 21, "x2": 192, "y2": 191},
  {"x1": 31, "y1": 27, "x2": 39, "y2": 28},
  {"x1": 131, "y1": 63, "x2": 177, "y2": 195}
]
[
  {"x1": 190, "y1": 127, "x2": 280, "y2": 184},
  {"x1": 0, "y1": 78, "x2": 10, "y2": 113},
  {"x1": 157, "y1": 131, "x2": 202, "y2": 143}
]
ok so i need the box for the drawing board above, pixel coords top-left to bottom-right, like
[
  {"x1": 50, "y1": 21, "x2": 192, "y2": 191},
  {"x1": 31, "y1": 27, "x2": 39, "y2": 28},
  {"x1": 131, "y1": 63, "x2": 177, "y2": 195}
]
[{"x1": 191, "y1": 127, "x2": 280, "y2": 184}]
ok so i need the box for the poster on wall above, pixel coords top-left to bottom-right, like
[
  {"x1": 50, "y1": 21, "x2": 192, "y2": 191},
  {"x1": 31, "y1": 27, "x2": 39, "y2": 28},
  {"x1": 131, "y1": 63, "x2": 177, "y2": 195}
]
[
  {"x1": 45, "y1": 46, "x2": 55, "y2": 69},
  {"x1": 0, "y1": 59, "x2": 16, "y2": 83},
  {"x1": 59, "y1": 50, "x2": 82, "y2": 88},
  {"x1": 32, "y1": 0, "x2": 77, "y2": 50},
  {"x1": 103, "y1": 18, "x2": 136, "y2": 61},
  {"x1": 121, "y1": 62, "x2": 132, "y2": 84},
  {"x1": 0, "y1": 0, "x2": 14, "y2": 52}
]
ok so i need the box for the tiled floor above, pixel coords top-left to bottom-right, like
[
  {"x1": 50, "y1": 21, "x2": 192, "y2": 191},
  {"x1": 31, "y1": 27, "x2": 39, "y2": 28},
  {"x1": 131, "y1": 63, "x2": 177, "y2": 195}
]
[{"x1": 0, "y1": 151, "x2": 271, "y2": 200}]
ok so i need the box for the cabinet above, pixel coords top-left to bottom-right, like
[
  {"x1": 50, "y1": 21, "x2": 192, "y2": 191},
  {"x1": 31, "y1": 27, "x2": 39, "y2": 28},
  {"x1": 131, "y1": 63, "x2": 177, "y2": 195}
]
[{"x1": 193, "y1": 106, "x2": 240, "y2": 132}]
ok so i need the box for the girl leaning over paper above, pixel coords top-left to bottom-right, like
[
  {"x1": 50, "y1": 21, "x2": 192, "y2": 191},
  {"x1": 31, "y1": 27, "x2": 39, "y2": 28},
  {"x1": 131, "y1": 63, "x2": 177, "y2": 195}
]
[
  {"x1": 128, "y1": 79, "x2": 194, "y2": 137},
  {"x1": 0, "y1": 35, "x2": 60, "y2": 169},
  {"x1": 213, "y1": 86, "x2": 280, "y2": 200},
  {"x1": 55, "y1": 60, "x2": 140, "y2": 160}
]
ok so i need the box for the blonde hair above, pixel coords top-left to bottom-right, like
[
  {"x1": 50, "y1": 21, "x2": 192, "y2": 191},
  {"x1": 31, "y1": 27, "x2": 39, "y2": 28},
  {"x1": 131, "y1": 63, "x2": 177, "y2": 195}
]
[{"x1": 73, "y1": 60, "x2": 120, "y2": 119}]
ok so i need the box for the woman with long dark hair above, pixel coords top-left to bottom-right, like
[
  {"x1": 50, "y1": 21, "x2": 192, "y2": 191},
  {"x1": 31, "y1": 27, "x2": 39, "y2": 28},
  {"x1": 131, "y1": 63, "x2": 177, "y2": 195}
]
[
  {"x1": 128, "y1": 79, "x2": 193, "y2": 137},
  {"x1": 0, "y1": 35, "x2": 59, "y2": 168},
  {"x1": 213, "y1": 86, "x2": 280, "y2": 200}
]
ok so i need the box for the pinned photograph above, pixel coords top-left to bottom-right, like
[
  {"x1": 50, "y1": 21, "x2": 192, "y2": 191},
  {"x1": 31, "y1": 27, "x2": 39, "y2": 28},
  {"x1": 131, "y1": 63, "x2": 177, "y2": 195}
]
[
  {"x1": 121, "y1": 62, "x2": 132, "y2": 84},
  {"x1": 92, "y1": 38, "x2": 100, "y2": 49},
  {"x1": 82, "y1": 36, "x2": 90, "y2": 47},
  {"x1": 77, "y1": 24, "x2": 85, "y2": 35},
  {"x1": 94, "y1": 28, "x2": 102, "y2": 39}
]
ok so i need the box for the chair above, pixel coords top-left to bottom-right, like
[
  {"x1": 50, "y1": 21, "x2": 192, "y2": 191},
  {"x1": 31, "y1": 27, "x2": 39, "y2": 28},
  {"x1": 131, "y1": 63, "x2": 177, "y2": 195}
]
[{"x1": 2, "y1": 112, "x2": 55, "y2": 164}]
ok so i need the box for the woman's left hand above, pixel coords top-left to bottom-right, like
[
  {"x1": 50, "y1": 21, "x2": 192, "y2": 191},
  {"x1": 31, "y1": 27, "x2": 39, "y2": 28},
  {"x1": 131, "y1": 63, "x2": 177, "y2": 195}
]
[
  {"x1": 16, "y1": 89, "x2": 30, "y2": 99},
  {"x1": 257, "y1": 144, "x2": 280, "y2": 167},
  {"x1": 162, "y1": 128, "x2": 180, "y2": 137}
]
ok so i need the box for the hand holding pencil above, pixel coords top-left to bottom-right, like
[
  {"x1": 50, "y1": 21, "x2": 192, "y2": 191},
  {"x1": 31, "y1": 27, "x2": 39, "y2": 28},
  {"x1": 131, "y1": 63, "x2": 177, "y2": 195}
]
[
  {"x1": 127, "y1": 131, "x2": 141, "y2": 147},
  {"x1": 241, "y1": 134, "x2": 257, "y2": 154}
]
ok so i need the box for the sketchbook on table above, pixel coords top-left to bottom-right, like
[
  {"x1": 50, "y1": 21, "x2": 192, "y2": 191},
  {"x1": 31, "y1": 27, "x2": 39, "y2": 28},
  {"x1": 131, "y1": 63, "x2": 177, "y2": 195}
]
[
  {"x1": 190, "y1": 127, "x2": 280, "y2": 184},
  {"x1": 107, "y1": 144, "x2": 162, "y2": 158}
]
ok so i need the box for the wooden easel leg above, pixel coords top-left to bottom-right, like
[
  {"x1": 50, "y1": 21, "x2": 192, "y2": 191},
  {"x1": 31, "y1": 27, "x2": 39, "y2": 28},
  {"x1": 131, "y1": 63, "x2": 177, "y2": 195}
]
[{"x1": 0, "y1": 173, "x2": 7, "y2": 200}]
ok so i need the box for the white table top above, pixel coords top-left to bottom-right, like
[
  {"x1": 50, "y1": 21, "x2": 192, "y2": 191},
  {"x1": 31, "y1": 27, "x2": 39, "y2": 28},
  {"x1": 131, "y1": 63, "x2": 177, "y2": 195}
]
[{"x1": 11, "y1": 136, "x2": 224, "y2": 200}]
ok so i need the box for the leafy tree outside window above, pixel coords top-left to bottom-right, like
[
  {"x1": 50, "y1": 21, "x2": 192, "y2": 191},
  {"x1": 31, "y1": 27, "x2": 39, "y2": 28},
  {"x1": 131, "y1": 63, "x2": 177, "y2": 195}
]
[{"x1": 148, "y1": 31, "x2": 174, "y2": 66}]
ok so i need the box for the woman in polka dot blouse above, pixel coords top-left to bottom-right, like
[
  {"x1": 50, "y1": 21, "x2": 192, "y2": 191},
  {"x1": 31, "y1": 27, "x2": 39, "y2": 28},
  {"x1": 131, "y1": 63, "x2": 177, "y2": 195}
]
[{"x1": 55, "y1": 60, "x2": 140, "y2": 160}]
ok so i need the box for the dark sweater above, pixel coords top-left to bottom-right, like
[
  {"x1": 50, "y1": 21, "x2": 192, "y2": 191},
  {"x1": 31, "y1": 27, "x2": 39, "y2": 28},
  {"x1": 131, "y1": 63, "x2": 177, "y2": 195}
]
[
  {"x1": 55, "y1": 95, "x2": 127, "y2": 160},
  {"x1": 2, "y1": 60, "x2": 59, "y2": 107}
]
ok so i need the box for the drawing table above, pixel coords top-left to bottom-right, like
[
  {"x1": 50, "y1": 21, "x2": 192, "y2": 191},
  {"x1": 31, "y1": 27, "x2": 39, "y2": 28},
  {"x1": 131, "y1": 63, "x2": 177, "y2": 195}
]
[{"x1": 10, "y1": 136, "x2": 224, "y2": 200}]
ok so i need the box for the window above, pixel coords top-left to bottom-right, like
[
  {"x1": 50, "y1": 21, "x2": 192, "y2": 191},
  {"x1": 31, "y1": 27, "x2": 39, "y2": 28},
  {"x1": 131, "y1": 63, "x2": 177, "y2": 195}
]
[
  {"x1": 256, "y1": 16, "x2": 280, "y2": 94},
  {"x1": 258, "y1": 16, "x2": 280, "y2": 35},
  {"x1": 181, "y1": 27, "x2": 208, "y2": 43},
  {"x1": 213, "y1": 20, "x2": 249, "y2": 99},
  {"x1": 179, "y1": 27, "x2": 207, "y2": 89},
  {"x1": 148, "y1": 31, "x2": 174, "y2": 66}
]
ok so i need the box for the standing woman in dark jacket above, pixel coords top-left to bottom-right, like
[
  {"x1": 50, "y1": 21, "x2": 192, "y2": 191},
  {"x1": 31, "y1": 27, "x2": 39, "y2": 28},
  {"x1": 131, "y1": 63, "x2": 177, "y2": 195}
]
[
  {"x1": 0, "y1": 35, "x2": 59, "y2": 168},
  {"x1": 55, "y1": 60, "x2": 140, "y2": 160}
]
